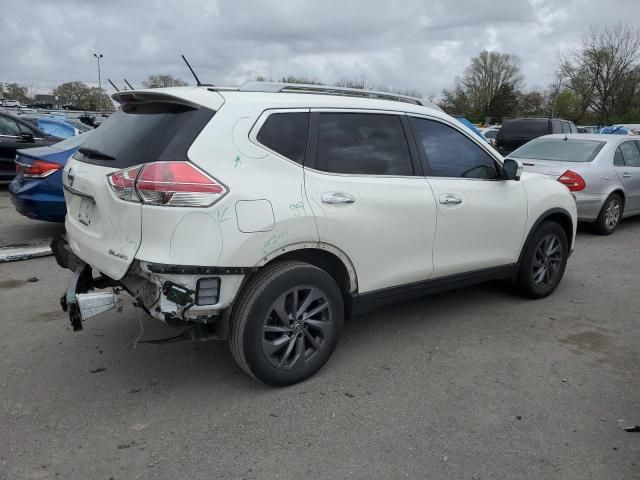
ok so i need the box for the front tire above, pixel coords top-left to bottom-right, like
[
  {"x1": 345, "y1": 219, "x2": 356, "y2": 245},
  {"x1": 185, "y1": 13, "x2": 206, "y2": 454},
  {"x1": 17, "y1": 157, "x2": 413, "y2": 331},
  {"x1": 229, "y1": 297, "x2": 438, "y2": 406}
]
[
  {"x1": 592, "y1": 193, "x2": 623, "y2": 235},
  {"x1": 515, "y1": 221, "x2": 569, "y2": 299},
  {"x1": 228, "y1": 261, "x2": 344, "y2": 386}
]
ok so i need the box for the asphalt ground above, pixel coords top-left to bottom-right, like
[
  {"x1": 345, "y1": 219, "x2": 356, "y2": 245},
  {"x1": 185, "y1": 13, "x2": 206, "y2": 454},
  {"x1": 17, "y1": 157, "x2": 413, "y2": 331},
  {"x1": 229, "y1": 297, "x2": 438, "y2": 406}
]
[{"x1": 1, "y1": 186, "x2": 638, "y2": 479}]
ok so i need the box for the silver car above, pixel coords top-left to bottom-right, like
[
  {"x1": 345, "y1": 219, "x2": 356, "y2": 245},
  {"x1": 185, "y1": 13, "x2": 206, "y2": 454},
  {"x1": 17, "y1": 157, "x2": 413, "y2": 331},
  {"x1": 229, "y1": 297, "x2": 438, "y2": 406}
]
[{"x1": 509, "y1": 134, "x2": 640, "y2": 234}]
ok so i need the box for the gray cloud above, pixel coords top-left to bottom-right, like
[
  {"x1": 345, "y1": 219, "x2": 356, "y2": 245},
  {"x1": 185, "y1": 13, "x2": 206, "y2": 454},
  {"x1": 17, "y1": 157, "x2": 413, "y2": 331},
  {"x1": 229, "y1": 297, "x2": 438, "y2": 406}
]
[{"x1": 1, "y1": 0, "x2": 637, "y2": 97}]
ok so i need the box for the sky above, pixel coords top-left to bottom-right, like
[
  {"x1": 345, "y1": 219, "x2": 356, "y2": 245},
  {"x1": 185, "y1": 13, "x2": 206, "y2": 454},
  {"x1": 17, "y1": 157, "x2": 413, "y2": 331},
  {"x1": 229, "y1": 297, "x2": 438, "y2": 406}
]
[{"x1": 2, "y1": 0, "x2": 638, "y2": 98}]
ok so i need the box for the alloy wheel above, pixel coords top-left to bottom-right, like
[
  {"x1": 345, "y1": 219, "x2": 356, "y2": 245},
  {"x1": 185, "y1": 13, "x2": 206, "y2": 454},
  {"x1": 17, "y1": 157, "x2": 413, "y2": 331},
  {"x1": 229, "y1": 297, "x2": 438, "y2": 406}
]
[
  {"x1": 604, "y1": 198, "x2": 621, "y2": 230},
  {"x1": 261, "y1": 286, "x2": 332, "y2": 370},
  {"x1": 532, "y1": 234, "x2": 564, "y2": 287}
]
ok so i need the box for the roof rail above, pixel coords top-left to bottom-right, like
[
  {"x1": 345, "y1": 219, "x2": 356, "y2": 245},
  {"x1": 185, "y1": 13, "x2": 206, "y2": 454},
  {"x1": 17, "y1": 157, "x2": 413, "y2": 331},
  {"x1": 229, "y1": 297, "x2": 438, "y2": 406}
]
[{"x1": 235, "y1": 81, "x2": 432, "y2": 108}]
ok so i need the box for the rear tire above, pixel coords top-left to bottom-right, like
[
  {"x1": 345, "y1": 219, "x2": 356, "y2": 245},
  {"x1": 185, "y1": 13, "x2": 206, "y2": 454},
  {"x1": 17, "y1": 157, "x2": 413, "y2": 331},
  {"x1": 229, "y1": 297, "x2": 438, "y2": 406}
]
[
  {"x1": 515, "y1": 221, "x2": 569, "y2": 299},
  {"x1": 592, "y1": 193, "x2": 623, "y2": 235},
  {"x1": 228, "y1": 261, "x2": 344, "y2": 386}
]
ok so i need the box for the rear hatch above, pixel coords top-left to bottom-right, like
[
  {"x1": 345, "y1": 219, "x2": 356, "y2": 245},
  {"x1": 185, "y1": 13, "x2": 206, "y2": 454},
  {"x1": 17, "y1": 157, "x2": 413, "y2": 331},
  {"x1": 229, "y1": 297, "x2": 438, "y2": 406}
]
[
  {"x1": 496, "y1": 119, "x2": 550, "y2": 156},
  {"x1": 63, "y1": 93, "x2": 216, "y2": 279}
]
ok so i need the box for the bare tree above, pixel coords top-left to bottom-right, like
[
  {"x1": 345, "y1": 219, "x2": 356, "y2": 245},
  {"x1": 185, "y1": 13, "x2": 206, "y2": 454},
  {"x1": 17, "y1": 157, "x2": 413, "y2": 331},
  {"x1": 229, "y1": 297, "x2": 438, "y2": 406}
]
[
  {"x1": 278, "y1": 75, "x2": 324, "y2": 85},
  {"x1": 142, "y1": 74, "x2": 189, "y2": 88},
  {"x1": 558, "y1": 24, "x2": 640, "y2": 125},
  {"x1": 461, "y1": 51, "x2": 524, "y2": 114},
  {"x1": 334, "y1": 73, "x2": 376, "y2": 90}
]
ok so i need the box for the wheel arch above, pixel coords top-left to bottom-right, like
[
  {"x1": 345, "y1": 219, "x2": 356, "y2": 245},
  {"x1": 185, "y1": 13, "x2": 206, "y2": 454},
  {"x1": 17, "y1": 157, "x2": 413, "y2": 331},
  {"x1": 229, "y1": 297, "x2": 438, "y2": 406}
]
[
  {"x1": 607, "y1": 189, "x2": 626, "y2": 210},
  {"x1": 259, "y1": 244, "x2": 356, "y2": 292},
  {"x1": 517, "y1": 208, "x2": 574, "y2": 267}
]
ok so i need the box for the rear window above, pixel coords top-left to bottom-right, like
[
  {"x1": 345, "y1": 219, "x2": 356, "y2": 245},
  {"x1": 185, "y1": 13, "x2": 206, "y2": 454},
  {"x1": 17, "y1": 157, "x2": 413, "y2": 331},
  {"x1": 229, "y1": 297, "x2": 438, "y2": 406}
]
[
  {"x1": 499, "y1": 119, "x2": 549, "y2": 137},
  {"x1": 73, "y1": 102, "x2": 214, "y2": 168},
  {"x1": 257, "y1": 112, "x2": 309, "y2": 164},
  {"x1": 510, "y1": 138, "x2": 606, "y2": 162}
]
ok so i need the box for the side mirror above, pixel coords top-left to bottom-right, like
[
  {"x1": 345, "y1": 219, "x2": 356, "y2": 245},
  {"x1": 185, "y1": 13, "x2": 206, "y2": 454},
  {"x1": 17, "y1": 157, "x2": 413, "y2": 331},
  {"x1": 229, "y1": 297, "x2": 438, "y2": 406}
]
[
  {"x1": 503, "y1": 158, "x2": 523, "y2": 181},
  {"x1": 19, "y1": 132, "x2": 35, "y2": 143}
]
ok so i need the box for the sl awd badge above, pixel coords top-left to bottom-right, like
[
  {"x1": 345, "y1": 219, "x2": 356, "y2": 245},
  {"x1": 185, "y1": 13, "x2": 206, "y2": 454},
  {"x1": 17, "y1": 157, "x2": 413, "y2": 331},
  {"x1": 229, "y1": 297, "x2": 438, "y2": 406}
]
[{"x1": 67, "y1": 169, "x2": 75, "y2": 187}]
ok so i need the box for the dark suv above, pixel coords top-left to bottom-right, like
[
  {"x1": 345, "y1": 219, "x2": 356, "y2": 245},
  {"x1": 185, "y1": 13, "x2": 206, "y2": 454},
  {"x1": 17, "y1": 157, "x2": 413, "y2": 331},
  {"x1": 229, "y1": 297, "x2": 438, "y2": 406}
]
[
  {"x1": 0, "y1": 112, "x2": 62, "y2": 182},
  {"x1": 496, "y1": 118, "x2": 578, "y2": 156}
]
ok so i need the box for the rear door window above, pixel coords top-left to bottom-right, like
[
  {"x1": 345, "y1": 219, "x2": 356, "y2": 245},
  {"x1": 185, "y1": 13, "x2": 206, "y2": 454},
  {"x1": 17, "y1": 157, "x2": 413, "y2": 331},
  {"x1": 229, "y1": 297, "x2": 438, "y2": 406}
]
[
  {"x1": 619, "y1": 141, "x2": 640, "y2": 167},
  {"x1": 315, "y1": 113, "x2": 414, "y2": 175},
  {"x1": 411, "y1": 117, "x2": 498, "y2": 179},
  {"x1": 551, "y1": 120, "x2": 562, "y2": 134},
  {"x1": 257, "y1": 112, "x2": 309, "y2": 164},
  {"x1": 0, "y1": 116, "x2": 20, "y2": 136},
  {"x1": 73, "y1": 102, "x2": 214, "y2": 168}
]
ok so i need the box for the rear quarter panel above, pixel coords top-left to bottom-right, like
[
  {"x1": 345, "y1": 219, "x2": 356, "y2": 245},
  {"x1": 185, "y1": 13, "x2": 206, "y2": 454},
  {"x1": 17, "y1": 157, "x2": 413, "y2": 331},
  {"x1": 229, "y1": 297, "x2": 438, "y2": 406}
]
[
  {"x1": 520, "y1": 172, "x2": 578, "y2": 249},
  {"x1": 134, "y1": 99, "x2": 319, "y2": 268}
]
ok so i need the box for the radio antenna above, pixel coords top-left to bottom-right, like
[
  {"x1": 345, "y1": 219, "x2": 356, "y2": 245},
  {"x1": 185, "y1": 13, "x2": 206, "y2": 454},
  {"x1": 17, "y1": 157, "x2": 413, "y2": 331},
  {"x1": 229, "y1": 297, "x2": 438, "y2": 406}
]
[
  {"x1": 107, "y1": 78, "x2": 120, "y2": 92},
  {"x1": 181, "y1": 54, "x2": 211, "y2": 86}
]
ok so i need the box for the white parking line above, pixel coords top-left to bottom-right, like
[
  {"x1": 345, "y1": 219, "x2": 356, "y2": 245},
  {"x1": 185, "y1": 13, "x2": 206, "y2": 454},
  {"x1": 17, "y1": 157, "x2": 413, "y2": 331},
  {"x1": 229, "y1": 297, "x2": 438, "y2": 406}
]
[{"x1": 0, "y1": 242, "x2": 53, "y2": 262}]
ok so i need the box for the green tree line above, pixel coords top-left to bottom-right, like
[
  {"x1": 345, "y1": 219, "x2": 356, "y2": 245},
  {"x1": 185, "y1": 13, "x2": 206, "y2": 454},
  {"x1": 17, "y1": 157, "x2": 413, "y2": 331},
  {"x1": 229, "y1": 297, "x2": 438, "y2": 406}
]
[{"x1": 439, "y1": 23, "x2": 640, "y2": 125}]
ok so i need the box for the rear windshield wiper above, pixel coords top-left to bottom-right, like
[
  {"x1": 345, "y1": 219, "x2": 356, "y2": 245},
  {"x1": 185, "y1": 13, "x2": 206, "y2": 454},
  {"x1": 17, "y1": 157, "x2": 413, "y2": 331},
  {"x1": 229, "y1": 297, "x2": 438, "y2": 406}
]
[{"x1": 78, "y1": 147, "x2": 115, "y2": 161}]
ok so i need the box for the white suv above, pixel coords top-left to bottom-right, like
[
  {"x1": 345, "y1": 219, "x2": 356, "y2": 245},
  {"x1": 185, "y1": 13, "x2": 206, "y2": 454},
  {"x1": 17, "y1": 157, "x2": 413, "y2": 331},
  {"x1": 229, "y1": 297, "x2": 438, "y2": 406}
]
[{"x1": 53, "y1": 83, "x2": 577, "y2": 385}]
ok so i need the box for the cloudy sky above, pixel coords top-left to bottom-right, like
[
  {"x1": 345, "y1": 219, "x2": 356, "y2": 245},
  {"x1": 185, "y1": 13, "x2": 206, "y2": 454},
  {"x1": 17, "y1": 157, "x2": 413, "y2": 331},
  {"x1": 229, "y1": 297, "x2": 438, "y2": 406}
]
[{"x1": 2, "y1": 0, "x2": 638, "y2": 97}]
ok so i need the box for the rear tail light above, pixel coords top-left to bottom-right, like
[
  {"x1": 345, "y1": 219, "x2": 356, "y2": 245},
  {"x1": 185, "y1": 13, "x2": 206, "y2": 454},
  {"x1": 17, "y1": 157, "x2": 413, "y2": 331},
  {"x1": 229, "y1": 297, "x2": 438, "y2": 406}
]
[
  {"x1": 17, "y1": 160, "x2": 62, "y2": 179},
  {"x1": 107, "y1": 162, "x2": 227, "y2": 207},
  {"x1": 557, "y1": 170, "x2": 586, "y2": 192},
  {"x1": 107, "y1": 165, "x2": 142, "y2": 202}
]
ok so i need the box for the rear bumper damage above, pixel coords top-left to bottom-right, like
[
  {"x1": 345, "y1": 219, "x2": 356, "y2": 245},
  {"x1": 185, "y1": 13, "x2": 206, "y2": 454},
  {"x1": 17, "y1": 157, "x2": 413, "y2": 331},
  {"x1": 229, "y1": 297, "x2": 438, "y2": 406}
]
[{"x1": 51, "y1": 235, "x2": 250, "y2": 341}]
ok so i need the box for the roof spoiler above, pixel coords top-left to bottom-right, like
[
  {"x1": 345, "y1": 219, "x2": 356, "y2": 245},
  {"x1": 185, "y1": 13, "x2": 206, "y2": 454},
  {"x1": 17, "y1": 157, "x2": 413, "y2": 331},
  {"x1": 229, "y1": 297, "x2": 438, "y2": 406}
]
[{"x1": 111, "y1": 90, "x2": 200, "y2": 108}]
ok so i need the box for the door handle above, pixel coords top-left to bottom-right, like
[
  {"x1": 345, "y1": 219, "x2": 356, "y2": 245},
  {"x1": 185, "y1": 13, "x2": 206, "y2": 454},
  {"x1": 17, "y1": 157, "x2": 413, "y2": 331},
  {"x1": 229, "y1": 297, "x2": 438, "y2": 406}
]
[
  {"x1": 439, "y1": 194, "x2": 463, "y2": 205},
  {"x1": 622, "y1": 172, "x2": 632, "y2": 178},
  {"x1": 321, "y1": 192, "x2": 356, "y2": 205}
]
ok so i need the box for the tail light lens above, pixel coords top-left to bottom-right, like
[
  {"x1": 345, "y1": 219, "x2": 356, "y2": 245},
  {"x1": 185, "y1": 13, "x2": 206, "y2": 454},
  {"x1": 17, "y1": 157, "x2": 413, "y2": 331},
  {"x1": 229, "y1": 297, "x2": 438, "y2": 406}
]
[
  {"x1": 107, "y1": 162, "x2": 226, "y2": 207},
  {"x1": 558, "y1": 170, "x2": 586, "y2": 192},
  {"x1": 17, "y1": 160, "x2": 62, "y2": 178},
  {"x1": 107, "y1": 165, "x2": 142, "y2": 202}
]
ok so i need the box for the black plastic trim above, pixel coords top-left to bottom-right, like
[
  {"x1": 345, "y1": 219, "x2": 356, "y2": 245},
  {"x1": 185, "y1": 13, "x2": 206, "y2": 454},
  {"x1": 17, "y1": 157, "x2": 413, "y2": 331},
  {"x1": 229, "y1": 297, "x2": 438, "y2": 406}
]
[
  {"x1": 355, "y1": 264, "x2": 516, "y2": 307},
  {"x1": 145, "y1": 263, "x2": 258, "y2": 275}
]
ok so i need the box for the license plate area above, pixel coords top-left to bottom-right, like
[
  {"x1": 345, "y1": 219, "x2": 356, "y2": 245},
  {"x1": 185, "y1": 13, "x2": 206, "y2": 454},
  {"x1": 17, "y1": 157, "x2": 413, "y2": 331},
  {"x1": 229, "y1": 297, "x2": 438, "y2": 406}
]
[{"x1": 78, "y1": 197, "x2": 95, "y2": 226}]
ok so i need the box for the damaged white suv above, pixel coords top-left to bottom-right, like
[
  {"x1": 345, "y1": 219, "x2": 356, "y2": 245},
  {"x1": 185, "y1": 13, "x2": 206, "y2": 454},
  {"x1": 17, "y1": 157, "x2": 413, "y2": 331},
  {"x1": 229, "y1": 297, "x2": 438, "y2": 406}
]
[{"x1": 53, "y1": 83, "x2": 577, "y2": 385}]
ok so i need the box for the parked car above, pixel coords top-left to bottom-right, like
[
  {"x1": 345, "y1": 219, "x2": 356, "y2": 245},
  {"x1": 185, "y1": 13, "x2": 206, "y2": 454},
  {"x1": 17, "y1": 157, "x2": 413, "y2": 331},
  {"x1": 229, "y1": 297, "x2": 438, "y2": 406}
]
[
  {"x1": 509, "y1": 134, "x2": 640, "y2": 234},
  {"x1": 2, "y1": 99, "x2": 22, "y2": 108},
  {"x1": 26, "y1": 116, "x2": 91, "y2": 138},
  {"x1": 9, "y1": 131, "x2": 92, "y2": 222},
  {"x1": 596, "y1": 125, "x2": 639, "y2": 135},
  {"x1": 453, "y1": 116, "x2": 489, "y2": 143},
  {"x1": 481, "y1": 125, "x2": 501, "y2": 146},
  {"x1": 52, "y1": 83, "x2": 577, "y2": 386},
  {"x1": 0, "y1": 112, "x2": 62, "y2": 182},
  {"x1": 496, "y1": 118, "x2": 578, "y2": 156}
]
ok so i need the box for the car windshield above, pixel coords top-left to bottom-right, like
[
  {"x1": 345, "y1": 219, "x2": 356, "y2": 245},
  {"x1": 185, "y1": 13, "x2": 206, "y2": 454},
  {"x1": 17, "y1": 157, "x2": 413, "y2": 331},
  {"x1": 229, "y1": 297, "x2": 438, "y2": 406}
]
[
  {"x1": 51, "y1": 130, "x2": 93, "y2": 150},
  {"x1": 510, "y1": 138, "x2": 606, "y2": 162}
]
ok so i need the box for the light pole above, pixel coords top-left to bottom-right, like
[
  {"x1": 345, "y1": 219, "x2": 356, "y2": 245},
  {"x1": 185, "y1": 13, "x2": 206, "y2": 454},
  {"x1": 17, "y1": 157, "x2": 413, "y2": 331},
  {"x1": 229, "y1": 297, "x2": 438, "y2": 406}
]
[{"x1": 93, "y1": 53, "x2": 103, "y2": 111}]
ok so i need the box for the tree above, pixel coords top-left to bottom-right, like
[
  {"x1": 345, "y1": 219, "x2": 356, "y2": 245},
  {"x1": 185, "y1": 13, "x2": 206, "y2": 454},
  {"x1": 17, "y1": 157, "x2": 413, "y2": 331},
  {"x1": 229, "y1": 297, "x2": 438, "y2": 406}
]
[
  {"x1": 439, "y1": 83, "x2": 472, "y2": 116},
  {"x1": 0, "y1": 83, "x2": 31, "y2": 103},
  {"x1": 439, "y1": 51, "x2": 523, "y2": 121},
  {"x1": 142, "y1": 74, "x2": 188, "y2": 88},
  {"x1": 52, "y1": 81, "x2": 113, "y2": 111},
  {"x1": 487, "y1": 82, "x2": 519, "y2": 119},
  {"x1": 278, "y1": 75, "x2": 324, "y2": 85},
  {"x1": 518, "y1": 90, "x2": 547, "y2": 116},
  {"x1": 558, "y1": 24, "x2": 640, "y2": 125},
  {"x1": 462, "y1": 51, "x2": 524, "y2": 116}
]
